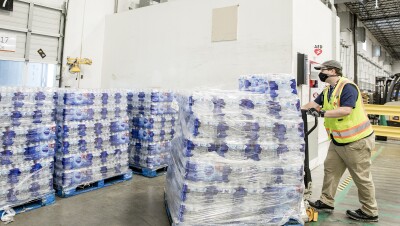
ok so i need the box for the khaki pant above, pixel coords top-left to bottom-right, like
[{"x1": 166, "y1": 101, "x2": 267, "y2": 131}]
[{"x1": 320, "y1": 134, "x2": 378, "y2": 216}]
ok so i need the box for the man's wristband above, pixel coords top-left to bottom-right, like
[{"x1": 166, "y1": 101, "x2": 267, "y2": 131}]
[{"x1": 320, "y1": 110, "x2": 326, "y2": 117}]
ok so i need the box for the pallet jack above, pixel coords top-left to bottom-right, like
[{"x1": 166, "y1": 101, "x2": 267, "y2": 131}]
[{"x1": 300, "y1": 109, "x2": 319, "y2": 222}]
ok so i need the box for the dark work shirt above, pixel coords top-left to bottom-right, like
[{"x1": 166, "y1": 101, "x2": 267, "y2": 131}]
[
  {"x1": 314, "y1": 84, "x2": 359, "y2": 146},
  {"x1": 314, "y1": 83, "x2": 358, "y2": 108}
]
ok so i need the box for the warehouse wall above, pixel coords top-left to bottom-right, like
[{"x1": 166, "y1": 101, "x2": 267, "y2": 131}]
[
  {"x1": 61, "y1": 0, "x2": 114, "y2": 88},
  {"x1": 293, "y1": 0, "x2": 337, "y2": 66},
  {"x1": 356, "y1": 24, "x2": 393, "y2": 72},
  {"x1": 336, "y1": 4, "x2": 393, "y2": 81},
  {"x1": 101, "y1": 0, "x2": 293, "y2": 90},
  {"x1": 32, "y1": 0, "x2": 65, "y2": 8},
  {"x1": 393, "y1": 62, "x2": 400, "y2": 74},
  {"x1": 117, "y1": 0, "x2": 183, "y2": 12},
  {"x1": 292, "y1": 0, "x2": 339, "y2": 169},
  {"x1": 102, "y1": 0, "x2": 338, "y2": 169},
  {"x1": 116, "y1": 0, "x2": 134, "y2": 12},
  {"x1": 356, "y1": 27, "x2": 391, "y2": 91}
]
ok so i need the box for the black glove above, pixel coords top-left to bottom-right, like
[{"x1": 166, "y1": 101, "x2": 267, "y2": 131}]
[{"x1": 307, "y1": 108, "x2": 320, "y2": 117}]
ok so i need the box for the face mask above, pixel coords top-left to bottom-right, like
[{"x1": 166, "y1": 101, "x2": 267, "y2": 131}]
[{"x1": 318, "y1": 72, "x2": 329, "y2": 82}]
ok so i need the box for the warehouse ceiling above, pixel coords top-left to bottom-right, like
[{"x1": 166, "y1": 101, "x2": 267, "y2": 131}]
[{"x1": 345, "y1": 0, "x2": 400, "y2": 60}]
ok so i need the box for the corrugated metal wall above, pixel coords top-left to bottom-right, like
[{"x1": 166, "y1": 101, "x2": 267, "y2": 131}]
[
  {"x1": 0, "y1": 0, "x2": 64, "y2": 63},
  {"x1": 0, "y1": 0, "x2": 65, "y2": 87}
]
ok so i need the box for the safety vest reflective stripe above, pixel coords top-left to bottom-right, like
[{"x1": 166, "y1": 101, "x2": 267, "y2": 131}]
[
  {"x1": 331, "y1": 120, "x2": 371, "y2": 138},
  {"x1": 335, "y1": 81, "x2": 349, "y2": 107},
  {"x1": 332, "y1": 80, "x2": 348, "y2": 100}
]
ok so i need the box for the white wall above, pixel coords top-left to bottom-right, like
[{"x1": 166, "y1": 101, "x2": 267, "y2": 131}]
[
  {"x1": 116, "y1": 0, "x2": 180, "y2": 12},
  {"x1": 61, "y1": 0, "x2": 114, "y2": 88},
  {"x1": 293, "y1": 0, "x2": 339, "y2": 169},
  {"x1": 393, "y1": 62, "x2": 400, "y2": 74},
  {"x1": 339, "y1": 30, "x2": 354, "y2": 79},
  {"x1": 101, "y1": 0, "x2": 339, "y2": 170},
  {"x1": 117, "y1": 0, "x2": 139, "y2": 12},
  {"x1": 102, "y1": 0, "x2": 293, "y2": 90},
  {"x1": 32, "y1": 0, "x2": 65, "y2": 8},
  {"x1": 293, "y1": 0, "x2": 337, "y2": 65},
  {"x1": 117, "y1": 0, "x2": 135, "y2": 12}
]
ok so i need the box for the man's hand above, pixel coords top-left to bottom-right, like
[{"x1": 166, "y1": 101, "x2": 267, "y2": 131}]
[
  {"x1": 301, "y1": 101, "x2": 320, "y2": 110},
  {"x1": 307, "y1": 108, "x2": 320, "y2": 117}
]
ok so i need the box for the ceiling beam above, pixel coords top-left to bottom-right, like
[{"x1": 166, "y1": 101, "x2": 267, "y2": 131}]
[
  {"x1": 361, "y1": 14, "x2": 400, "y2": 21},
  {"x1": 334, "y1": 0, "x2": 368, "y2": 3},
  {"x1": 385, "y1": 44, "x2": 400, "y2": 47}
]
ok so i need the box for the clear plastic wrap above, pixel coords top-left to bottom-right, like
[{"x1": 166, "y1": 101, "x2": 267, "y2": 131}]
[
  {"x1": 165, "y1": 74, "x2": 305, "y2": 225},
  {"x1": 127, "y1": 90, "x2": 175, "y2": 103},
  {"x1": 0, "y1": 87, "x2": 57, "y2": 108},
  {"x1": 127, "y1": 90, "x2": 177, "y2": 170},
  {"x1": 128, "y1": 102, "x2": 178, "y2": 115},
  {"x1": 0, "y1": 177, "x2": 53, "y2": 208},
  {"x1": 0, "y1": 87, "x2": 56, "y2": 211},
  {"x1": 0, "y1": 107, "x2": 55, "y2": 127},
  {"x1": 54, "y1": 89, "x2": 130, "y2": 190},
  {"x1": 131, "y1": 115, "x2": 176, "y2": 129},
  {"x1": 54, "y1": 162, "x2": 129, "y2": 188},
  {"x1": 0, "y1": 142, "x2": 55, "y2": 165},
  {"x1": 239, "y1": 73, "x2": 298, "y2": 96},
  {"x1": 54, "y1": 146, "x2": 129, "y2": 170},
  {"x1": 131, "y1": 127, "x2": 175, "y2": 142},
  {"x1": 132, "y1": 152, "x2": 171, "y2": 169}
]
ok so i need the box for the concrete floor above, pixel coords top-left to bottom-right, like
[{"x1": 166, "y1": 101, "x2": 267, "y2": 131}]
[
  {"x1": 9, "y1": 141, "x2": 400, "y2": 226},
  {"x1": 11, "y1": 176, "x2": 170, "y2": 226},
  {"x1": 306, "y1": 140, "x2": 400, "y2": 226}
]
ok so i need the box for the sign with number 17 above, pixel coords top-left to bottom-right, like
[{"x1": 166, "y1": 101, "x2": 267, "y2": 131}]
[{"x1": 0, "y1": 32, "x2": 17, "y2": 52}]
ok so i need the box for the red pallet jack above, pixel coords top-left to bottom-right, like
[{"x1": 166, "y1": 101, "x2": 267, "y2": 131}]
[{"x1": 301, "y1": 110, "x2": 319, "y2": 222}]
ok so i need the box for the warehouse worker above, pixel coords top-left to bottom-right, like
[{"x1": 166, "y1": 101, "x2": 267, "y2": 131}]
[{"x1": 302, "y1": 60, "x2": 378, "y2": 222}]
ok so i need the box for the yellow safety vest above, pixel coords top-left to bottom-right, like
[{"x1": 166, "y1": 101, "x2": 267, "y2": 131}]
[{"x1": 322, "y1": 77, "x2": 373, "y2": 144}]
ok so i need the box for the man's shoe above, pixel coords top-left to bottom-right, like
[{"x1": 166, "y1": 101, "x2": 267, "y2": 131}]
[
  {"x1": 308, "y1": 200, "x2": 334, "y2": 212},
  {"x1": 346, "y1": 209, "x2": 379, "y2": 222}
]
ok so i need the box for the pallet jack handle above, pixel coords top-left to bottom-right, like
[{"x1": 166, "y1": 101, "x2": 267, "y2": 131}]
[
  {"x1": 301, "y1": 109, "x2": 318, "y2": 191},
  {"x1": 305, "y1": 113, "x2": 318, "y2": 136},
  {"x1": 301, "y1": 110, "x2": 320, "y2": 222}
]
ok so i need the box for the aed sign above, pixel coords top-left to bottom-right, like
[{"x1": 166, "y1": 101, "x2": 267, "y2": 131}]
[
  {"x1": 314, "y1": 45, "x2": 323, "y2": 56},
  {"x1": 0, "y1": 32, "x2": 17, "y2": 52}
]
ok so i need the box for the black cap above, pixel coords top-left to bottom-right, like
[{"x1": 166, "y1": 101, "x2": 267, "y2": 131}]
[{"x1": 314, "y1": 60, "x2": 342, "y2": 70}]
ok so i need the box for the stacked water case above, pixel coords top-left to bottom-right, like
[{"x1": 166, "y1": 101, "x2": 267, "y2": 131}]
[
  {"x1": 165, "y1": 74, "x2": 305, "y2": 225},
  {"x1": 127, "y1": 91, "x2": 178, "y2": 171},
  {"x1": 54, "y1": 89, "x2": 131, "y2": 192},
  {"x1": 0, "y1": 87, "x2": 56, "y2": 210}
]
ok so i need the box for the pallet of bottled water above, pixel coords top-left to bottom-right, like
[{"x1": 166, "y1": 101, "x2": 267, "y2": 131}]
[
  {"x1": 165, "y1": 74, "x2": 305, "y2": 225},
  {"x1": 54, "y1": 89, "x2": 132, "y2": 198},
  {"x1": 0, "y1": 87, "x2": 57, "y2": 221},
  {"x1": 127, "y1": 90, "x2": 178, "y2": 177}
]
